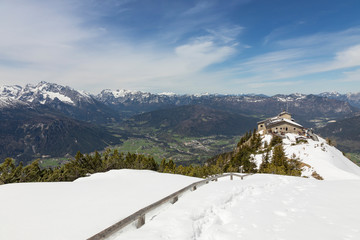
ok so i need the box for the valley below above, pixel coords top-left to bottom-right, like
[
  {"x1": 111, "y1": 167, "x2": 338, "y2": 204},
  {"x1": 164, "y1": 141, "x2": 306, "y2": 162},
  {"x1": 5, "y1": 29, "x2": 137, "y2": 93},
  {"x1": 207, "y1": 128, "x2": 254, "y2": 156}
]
[{"x1": 2, "y1": 81, "x2": 360, "y2": 167}]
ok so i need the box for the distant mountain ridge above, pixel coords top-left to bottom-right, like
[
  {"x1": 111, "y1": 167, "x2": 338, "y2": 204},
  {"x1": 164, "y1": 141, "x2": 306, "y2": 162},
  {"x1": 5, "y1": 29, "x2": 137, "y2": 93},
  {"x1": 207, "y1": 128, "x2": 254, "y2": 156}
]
[
  {"x1": 3, "y1": 82, "x2": 360, "y2": 109},
  {"x1": 96, "y1": 88, "x2": 359, "y2": 127},
  {"x1": 1, "y1": 82, "x2": 359, "y2": 121},
  {"x1": 319, "y1": 92, "x2": 360, "y2": 108},
  {"x1": 0, "y1": 81, "x2": 92, "y2": 106},
  {"x1": 1, "y1": 81, "x2": 360, "y2": 162},
  {"x1": 0, "y1": 106, "x2": 120, "y2": 163},
  {"x1": 0, "y1": 82, "x2": 120, "y2": 123},
  {"x1": 124, "y1": 105, "x2": 258, "y2": 137}
]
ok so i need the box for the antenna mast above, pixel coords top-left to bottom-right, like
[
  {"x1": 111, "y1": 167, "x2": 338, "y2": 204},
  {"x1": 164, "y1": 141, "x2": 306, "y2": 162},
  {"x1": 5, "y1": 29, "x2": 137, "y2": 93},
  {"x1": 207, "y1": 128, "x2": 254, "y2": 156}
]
[{"x1": 286, "y1": 101, "x2": 289, "y2": 112}]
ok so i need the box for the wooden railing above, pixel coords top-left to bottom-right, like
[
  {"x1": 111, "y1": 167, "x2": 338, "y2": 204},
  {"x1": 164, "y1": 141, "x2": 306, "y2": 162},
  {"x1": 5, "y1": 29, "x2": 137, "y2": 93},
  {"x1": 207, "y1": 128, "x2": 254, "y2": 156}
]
[{"x1": 87, "y1": 172, "x2": 252, "y2": 240}]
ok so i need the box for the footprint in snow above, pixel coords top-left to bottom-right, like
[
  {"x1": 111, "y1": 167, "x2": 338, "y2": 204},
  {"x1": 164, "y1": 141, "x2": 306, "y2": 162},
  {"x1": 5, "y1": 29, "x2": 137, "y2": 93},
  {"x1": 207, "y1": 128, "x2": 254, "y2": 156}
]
[{"x1": 274, "y1": 211, "x2": 287, "y2": 217}]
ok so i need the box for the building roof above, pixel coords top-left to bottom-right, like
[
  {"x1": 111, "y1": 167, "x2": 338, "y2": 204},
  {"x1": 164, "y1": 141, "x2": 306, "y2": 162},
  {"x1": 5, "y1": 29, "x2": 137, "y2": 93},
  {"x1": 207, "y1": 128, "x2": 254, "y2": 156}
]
[
  {"x1": 266, "y1": 118, "x2": 303, "y2": 128},
  {"x1": 278, "y1": 111, "x2": 290, "y2": 116},
  {"x1": 282, "y1": 118, "x2": 303, "y2": 127},
  {"x1": 258, "y1": 111, "x2": 303, "y2": 130}
]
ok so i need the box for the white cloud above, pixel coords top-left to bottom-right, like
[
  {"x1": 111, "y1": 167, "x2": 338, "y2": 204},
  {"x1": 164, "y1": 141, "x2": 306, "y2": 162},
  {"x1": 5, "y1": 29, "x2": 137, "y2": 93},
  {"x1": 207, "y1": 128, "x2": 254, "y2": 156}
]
[
  {"x1": 183, "y1": 1, "x2": 213, "y2": 15},
  {"x1": 1, "y1": 1, "x2": 358, "y2": 95},
  {"x1": 0, "y1": 1, "x2": 97, "y2": 65},
  {"x1": 175, "y1": 40, "x2": 235, "y2": 71},
  {"x1": 277, "y1": 27, "x2": 360, "y2": 49},
  {"x1": 341, "y1": 68, "x2": 360, "y2": 82},
  {"x1": 333, "y1": 44, "x2": 360, "y2": 69},
  {"x1": 0, "y1": 0, "x2": 240, "y2": 93},
  {"x1": 222, "y1": 28, "x2": 360, "y2": 91},
  {"x1": 247, "y1": 80, "x2": 303, "y2": 89},
  {"x1": 244, "y1": 49, "x2": 305, "y2": 65}
]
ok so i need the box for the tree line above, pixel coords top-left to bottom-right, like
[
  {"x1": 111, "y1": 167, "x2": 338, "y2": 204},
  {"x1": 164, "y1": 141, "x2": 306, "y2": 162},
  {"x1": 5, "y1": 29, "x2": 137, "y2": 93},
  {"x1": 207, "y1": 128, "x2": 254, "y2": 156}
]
[{"x1": 0, "y1": 131, "x2": 302, "y2": 185}]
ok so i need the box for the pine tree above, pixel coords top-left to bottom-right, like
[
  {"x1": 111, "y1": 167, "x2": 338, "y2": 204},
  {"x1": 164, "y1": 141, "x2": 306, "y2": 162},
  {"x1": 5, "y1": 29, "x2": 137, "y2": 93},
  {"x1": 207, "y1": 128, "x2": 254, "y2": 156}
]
[
  {"x1": 159, "y1": 158, "x2": 167, "y2": 172},
  {"x1": 0, "y1": 158, "x2": 16, "y2": 184},
  {"x1": 21, "y1": 160, "x2": 42, "y2": 182},
  {"x1": 259, "y1": 152, "x2": 270, "y2": 173},
  {"x1": 272, "y1": 145, "x2": 287, "y2": 167}
]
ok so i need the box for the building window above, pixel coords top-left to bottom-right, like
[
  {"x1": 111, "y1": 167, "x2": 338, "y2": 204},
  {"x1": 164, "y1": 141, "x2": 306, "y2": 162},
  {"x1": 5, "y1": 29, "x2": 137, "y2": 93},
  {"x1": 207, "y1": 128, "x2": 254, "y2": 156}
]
[
  {"x1": 294, "y1": 128, "x2": 296, "y2": 130},
  {"x1": 260, "y1": 125, "x2": 263, "y2": 127},
  {"x1": 286, "y1": 127, "x2": 288, "y2": 131}
]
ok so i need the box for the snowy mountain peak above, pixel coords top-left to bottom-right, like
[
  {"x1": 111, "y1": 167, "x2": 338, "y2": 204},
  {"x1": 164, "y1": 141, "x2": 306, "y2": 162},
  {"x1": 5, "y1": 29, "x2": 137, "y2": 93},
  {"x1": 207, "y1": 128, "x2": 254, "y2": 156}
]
[
  {"x1": 0, "y1": 85, "x2": 22, "y2": 98},
  {"x1": 0, "y1": 81, "x2": 94, "y2": 107},
  {"x1": 319, "y1": 91, "x2": 341, "y2": 97},
  {"x1": 319, "y1": 91, "x2": 360, "y2": 108},
  {"x1": 104, "y1": 89, "x2": 145, "y2": 98},
  {"x1": 159, "y1": 92, "x2": 176, "y2": 96}
]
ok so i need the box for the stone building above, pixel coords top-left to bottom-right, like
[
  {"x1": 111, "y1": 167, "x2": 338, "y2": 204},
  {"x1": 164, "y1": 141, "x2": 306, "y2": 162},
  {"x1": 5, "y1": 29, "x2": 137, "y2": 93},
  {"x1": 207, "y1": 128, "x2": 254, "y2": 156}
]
[{"x1": 257, "y1": 111, "x2": 304, "y2": 135}]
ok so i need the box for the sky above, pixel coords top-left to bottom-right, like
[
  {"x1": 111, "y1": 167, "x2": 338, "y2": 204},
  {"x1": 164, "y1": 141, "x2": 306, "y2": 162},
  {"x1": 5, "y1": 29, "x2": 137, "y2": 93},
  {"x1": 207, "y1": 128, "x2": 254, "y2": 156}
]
[{"x1": 0, "y1": 0, "x2": 360, "y2": 95}]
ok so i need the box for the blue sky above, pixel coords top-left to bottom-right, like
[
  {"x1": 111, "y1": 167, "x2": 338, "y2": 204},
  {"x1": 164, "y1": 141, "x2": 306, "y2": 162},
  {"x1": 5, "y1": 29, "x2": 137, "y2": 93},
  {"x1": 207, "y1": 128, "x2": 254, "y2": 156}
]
[{"x1": 0, "y1": 0, "x2": 360, "y2": 95}]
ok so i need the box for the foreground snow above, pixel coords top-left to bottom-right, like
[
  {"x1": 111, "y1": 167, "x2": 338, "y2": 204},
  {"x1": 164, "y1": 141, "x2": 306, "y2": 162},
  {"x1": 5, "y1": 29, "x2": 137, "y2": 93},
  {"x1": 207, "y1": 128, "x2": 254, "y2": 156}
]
[
  {"x1": 0, "y1": 170, "x2": 200, "y2": 240},
  {"x1": 115, "y1": 174, "x2": 360, "y2": 240},
  {"x1": 1, "y1": 169, "x2": 360, "y2": 240}
]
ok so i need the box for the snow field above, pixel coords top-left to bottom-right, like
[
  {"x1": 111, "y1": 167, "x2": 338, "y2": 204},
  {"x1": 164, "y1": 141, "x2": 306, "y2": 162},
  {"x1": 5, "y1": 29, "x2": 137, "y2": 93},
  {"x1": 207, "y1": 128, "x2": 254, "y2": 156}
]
[
  {"x1": 115, "y1": 174, "x2": 360, "y2": 240},
  {"x1": 253, "y1": 133, "x2": 360, "y2": 180},
  {"x1": 0, "y1": 170, "x2": 200, "y2": 240},
  {"x1": 283, "y1": 134, "x2": 360, "y2": 180}
]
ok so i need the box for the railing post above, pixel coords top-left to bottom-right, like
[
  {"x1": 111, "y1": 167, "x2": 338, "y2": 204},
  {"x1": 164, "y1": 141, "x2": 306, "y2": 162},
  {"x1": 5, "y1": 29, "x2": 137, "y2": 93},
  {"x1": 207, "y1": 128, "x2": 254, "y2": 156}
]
[
  {"x1": 230, "y1": 173, "x2": 233, "y2": 180},
  {"x1": 170, "y1": 196, "x2": 178, "y2": 204},
  {"x1": 191, "y1": 185, "x2": 197, "y2": 191},
  {"x1": 135, "y1": 214, "x2": 145, "y2": 229}
]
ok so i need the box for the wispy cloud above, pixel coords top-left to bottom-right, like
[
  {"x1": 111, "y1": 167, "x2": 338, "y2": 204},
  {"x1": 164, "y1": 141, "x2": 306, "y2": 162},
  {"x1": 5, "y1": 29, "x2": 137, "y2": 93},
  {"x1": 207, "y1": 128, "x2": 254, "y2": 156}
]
[
  {"x1": 222, "y1": 27, "x2": 360, "y2": 92},
  {"x1": 0, "y1": 0, "x2": 243, "y2": 93},
  {"x1": 247, "y1": 80, "x2": 303, "y2": 89},
  {"x1": 341, "y1": 68, "x2": 360, "y2": 82},
  {"x1": 0, "y1": 0, "x2": 359, "y2": 94},
  {"x1": 183, "y1": 1, "x2": 213, "y2": 16}
]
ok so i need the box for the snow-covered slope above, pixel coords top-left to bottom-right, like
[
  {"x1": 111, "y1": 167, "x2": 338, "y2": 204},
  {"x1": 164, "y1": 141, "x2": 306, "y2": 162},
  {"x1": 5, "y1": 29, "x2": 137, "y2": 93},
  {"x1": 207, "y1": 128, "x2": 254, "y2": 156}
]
[
  {"x1": 253, "y1": 133, "x2": 360, "y2": 180},
  {"x1": 2, "y1": 170, "x2": 360, "y2": 240},
  {"x1": 116, "y1": 175, "x2": 360, "y2": 240},
  {"x1": 0, "y1": 96, "x2": 27, "y2": 108},
  {"x1": 283, "y1": 134, "x2": 360, "y2": 180},
  {"x1": 0, "y1": 170, "x2": 200, "y2": 240}
]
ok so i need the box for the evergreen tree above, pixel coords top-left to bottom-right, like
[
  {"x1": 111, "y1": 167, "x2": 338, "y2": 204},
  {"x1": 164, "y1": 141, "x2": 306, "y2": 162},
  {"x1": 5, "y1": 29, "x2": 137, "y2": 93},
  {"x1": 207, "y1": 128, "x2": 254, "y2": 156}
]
[
  {"x1": 21, "y1": 160, "x2": 42, "y2": 182},
  {"x1": 270, "y1": 135, "x2": 282, "y2": 147},
  {"x1": 159, "y1": 158, "x2": 167, "y2": 172},
  {"x1": 259, "y1": 151, "x2": 270, "y2": 173},
  {"x1": 0, "y1": 158, "x2": 16, "y2": 184}
]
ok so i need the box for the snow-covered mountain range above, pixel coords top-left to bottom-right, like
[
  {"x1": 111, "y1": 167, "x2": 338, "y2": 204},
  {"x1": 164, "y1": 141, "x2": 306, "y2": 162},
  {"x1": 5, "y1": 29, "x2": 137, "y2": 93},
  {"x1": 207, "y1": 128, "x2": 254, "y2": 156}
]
[
  {"x1": 319, "y1": 91, "x2": 360, "y2": 108},
  {"x1": 1, "y1": 82, "x2": 360, "y2": 110},
  {"x1": 0, "y1": 82, "x2": 358, "y2": 125}
]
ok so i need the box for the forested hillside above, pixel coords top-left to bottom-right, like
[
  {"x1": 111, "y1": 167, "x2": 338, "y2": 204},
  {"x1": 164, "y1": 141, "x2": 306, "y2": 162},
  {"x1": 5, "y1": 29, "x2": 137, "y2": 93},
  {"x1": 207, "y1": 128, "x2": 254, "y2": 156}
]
[
  {"x1": 0, "y1": 130, "x2": 302, "y2": 184},
  {"x1": 317, "y1": 115, "x2": 360, "y2": 153}
]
